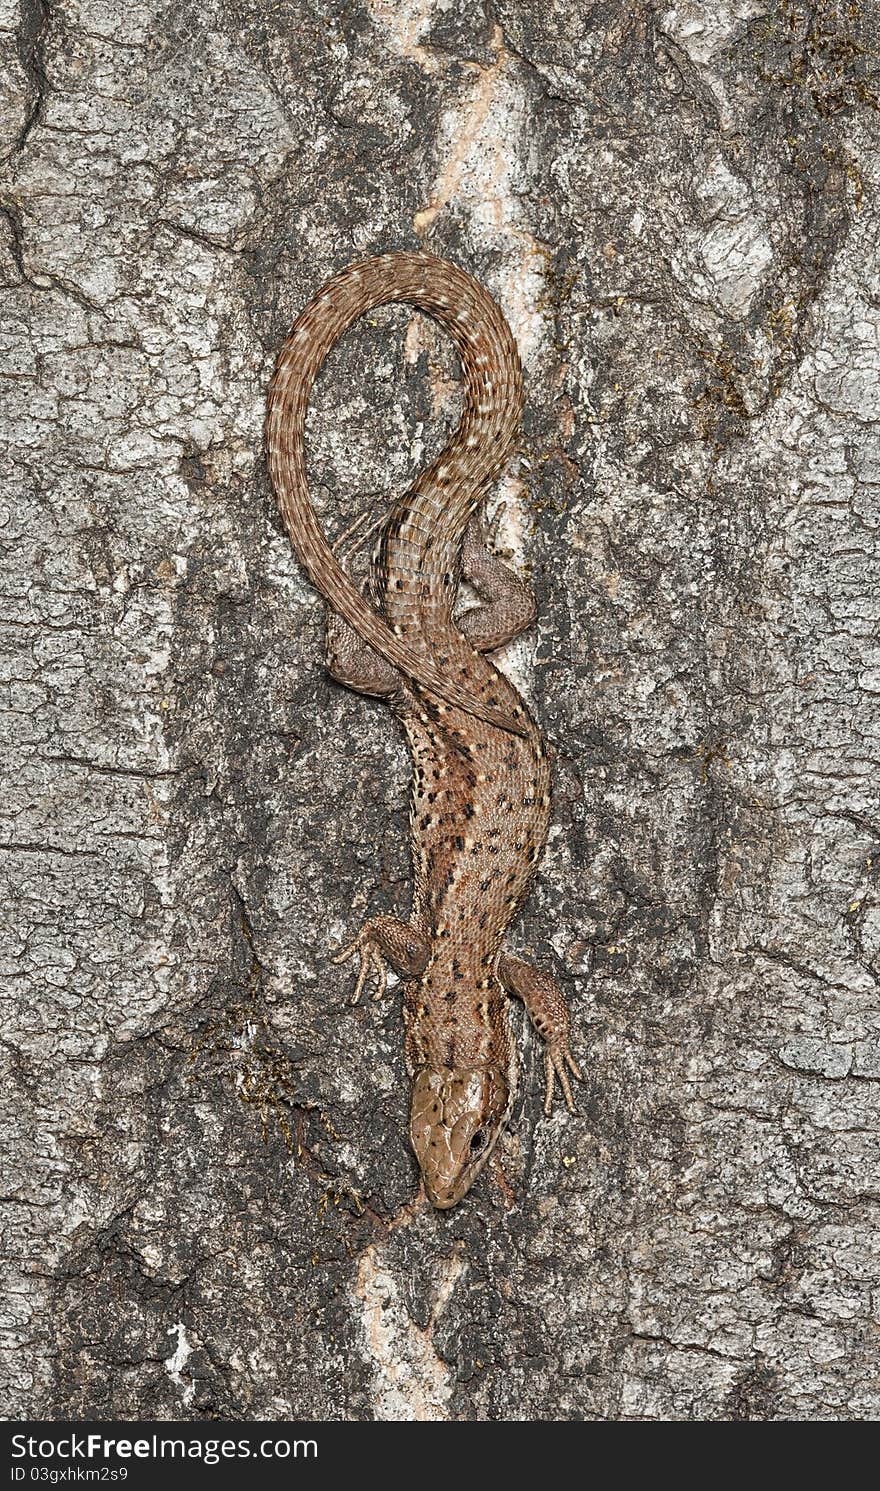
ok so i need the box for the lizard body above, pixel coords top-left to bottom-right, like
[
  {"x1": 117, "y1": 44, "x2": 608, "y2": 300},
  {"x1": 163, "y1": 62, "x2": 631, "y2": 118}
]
[{"x1": 267, "y1": 251, "x2": 580, "y2": 1207}]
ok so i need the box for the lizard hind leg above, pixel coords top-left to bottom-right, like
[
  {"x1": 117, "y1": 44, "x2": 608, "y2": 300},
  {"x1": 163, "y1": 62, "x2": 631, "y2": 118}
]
[
  {"x1": 499, "y1": 953, "x2": 583, "y2": 1114},
  {"x1": 325, "y1": 612, "x2": 399, "y2": 697},
  {"x1": 457, "y1": 510, "x2": 537, "y2": 653},
  {"x1": 325, "y1": 509, "x2": 399, "y2": 697}
]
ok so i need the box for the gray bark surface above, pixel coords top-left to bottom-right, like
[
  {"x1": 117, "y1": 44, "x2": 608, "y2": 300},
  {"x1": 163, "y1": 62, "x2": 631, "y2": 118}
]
[{"x1": 2, "y1": 0, "x2": 879, "y2": 1421}]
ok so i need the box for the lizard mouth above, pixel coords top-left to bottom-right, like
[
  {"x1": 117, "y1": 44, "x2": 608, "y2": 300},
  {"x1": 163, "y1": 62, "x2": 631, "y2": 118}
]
[{"x1": 410, "y1": 1065, "x2": 511, "y2": 1207}]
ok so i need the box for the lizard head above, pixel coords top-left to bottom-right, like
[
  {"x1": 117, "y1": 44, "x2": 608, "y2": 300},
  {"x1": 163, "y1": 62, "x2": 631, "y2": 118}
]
[{"x1": 410, "y1": 1064, "x2": 512, "y2": 1208}]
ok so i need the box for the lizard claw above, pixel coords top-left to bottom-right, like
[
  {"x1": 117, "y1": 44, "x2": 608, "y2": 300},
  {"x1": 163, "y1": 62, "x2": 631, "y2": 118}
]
[
  {"x1": 543, "y1": 1041, "x2": 583, "y2": 1116},
  {"x1": 331, "y1": 508, "x2": 385, "y2": 565},
  {"x1": 332, "y1": 928, "x2": 388, "y2": 1004}
]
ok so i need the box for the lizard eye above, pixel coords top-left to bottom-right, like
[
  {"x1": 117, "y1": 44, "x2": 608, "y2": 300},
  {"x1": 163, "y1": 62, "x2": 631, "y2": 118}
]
[{"x1": 470, "y1": 1129, "x2": 487, "y2": 1153}]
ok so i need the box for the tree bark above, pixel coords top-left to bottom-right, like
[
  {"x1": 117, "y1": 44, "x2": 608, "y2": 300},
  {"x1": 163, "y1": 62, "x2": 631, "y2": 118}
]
[{"x1": 2, "y1": 0, "x2": 879, "y2": 1421}]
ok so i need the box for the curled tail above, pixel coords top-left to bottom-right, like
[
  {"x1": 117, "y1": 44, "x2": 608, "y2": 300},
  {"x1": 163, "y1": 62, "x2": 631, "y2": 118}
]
[{"x1": 265, "y1": 251, "x2": 526, "y2": 737}]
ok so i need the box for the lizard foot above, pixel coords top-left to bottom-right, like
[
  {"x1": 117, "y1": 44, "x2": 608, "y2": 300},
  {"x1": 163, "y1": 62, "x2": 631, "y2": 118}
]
[
  {"x1": 543, "y1": 1040, "x2": 583, "y2": 1115},
  {"x1": 497, "y1": 954, "x2": 584, "y2": 1117},
  {"x1": 332, "y1": 925, "x2": 388, "y2": 1004}
]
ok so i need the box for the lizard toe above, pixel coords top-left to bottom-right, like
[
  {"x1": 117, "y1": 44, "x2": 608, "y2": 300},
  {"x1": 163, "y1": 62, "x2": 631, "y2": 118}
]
[{"x1": 543, "y1": 1042, "x2": 582, "y2": 1115}]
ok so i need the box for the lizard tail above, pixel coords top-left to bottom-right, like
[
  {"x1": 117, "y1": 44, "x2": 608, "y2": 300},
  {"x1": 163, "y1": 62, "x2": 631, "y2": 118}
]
[{"x1": 265, "y1": 251, "x2": 527, "y2": 738}]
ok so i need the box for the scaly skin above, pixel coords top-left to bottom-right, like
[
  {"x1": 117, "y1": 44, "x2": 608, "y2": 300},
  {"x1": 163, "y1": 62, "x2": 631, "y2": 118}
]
[{"x1": 267, "y1": 251, "x2": 581, "y2": 1207}]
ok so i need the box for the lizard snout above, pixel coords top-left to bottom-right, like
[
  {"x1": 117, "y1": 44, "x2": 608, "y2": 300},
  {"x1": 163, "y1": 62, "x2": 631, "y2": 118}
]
[{"x1": 410, "y1": 1065, "x2": 510, "y2": 1208}]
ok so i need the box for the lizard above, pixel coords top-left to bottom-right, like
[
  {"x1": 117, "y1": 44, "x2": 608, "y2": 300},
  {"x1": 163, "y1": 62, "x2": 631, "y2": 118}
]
[{"x1": 266, "y1": 250, "x2": 581, "y2": 1208}]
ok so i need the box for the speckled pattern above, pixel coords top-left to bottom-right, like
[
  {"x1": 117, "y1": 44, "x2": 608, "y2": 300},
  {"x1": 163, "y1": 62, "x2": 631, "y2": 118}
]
[{"x1": 267, "y1": 253, "x2": 580, "y2": 1205}]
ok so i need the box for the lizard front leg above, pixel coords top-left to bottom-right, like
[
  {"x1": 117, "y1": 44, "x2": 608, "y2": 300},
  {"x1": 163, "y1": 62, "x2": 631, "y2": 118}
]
[
  {"x1": 333, "y1": 915, "x2": 428, "y2": 1003},
  {"x1": 499, "y1": 954, "x2": 583, "y2": 1113}
]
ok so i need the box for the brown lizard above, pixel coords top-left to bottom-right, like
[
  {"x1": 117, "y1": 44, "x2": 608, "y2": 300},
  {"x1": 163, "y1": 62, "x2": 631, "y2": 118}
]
[{"x1": 266, "y1": 251, "x2": 581, "y2": 1208}]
